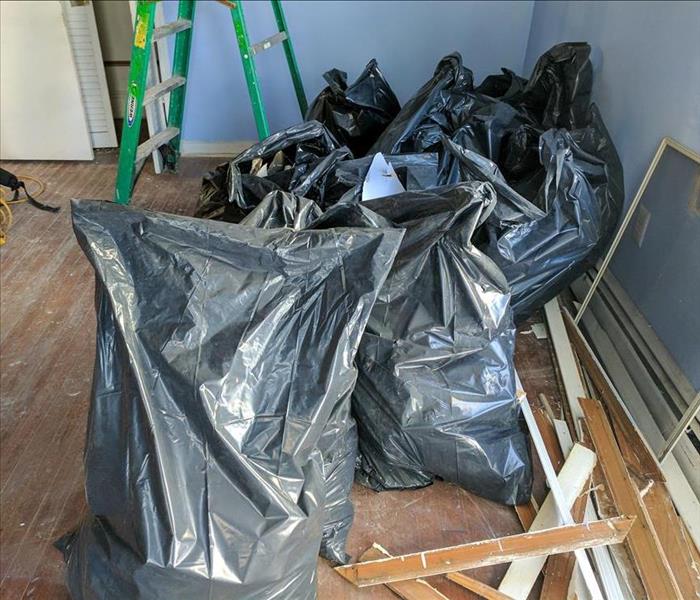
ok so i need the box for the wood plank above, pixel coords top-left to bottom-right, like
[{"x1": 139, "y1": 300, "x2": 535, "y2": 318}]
[
  {"x1": 498, "y1": 444, "x2": 596, "y2": 599},
  {"x1": 446, "y1": 572, "x2": 514, "y2": 600},
  {"x1": 533, "y1": 405, "x2": 565, "y2": 473},
  {"x1": 581, "y1": 424, "x2": 647, "y2": 600},
  {"x1": 562, "y1": 310, "x2": 663, "y2": 481},
  {"x1": 543, "y1": 299, "x2": 586, "y2": 434},
  {"x1": 643, "y1": 482, "x2": 700, "y2": 599},
  {"x1": 335, "y1": 518, "x2": 634, "y2": 587},
  {"x1": 514, "y1": 501, "x2": 537, "y2": 531},
  {"x1": 516, "y1": 385, "x2": 606, "y2": 600},
  {"x1": 564, "y1": 308, "x2": 700, "y2": 552},
  {"x1": 359, "y1": 544, "x2": 450, "y2": 600},
  {"x1": 539, "y1": 481, "x2": 589, "y2": 600},
  {"x1": 547, "y1": 387, "x2": 632, "y2": 600},
  {"x1": 579, "y1": 397, "x2": 683, "y2": 598}
]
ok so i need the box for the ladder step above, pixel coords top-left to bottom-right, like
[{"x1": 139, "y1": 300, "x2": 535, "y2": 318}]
[
  {"x1": 251, "y1": 31, "x2": 288, "y2": 55},
  {"x1": 135, "y1": 127, "x2": 180, "y2": 164},
  {"x1": 144, "y1": 76, "x2": 187, "y2": 106},
  {"x1": 152, "y1": 19, "x2": 192, "y2": 42}
]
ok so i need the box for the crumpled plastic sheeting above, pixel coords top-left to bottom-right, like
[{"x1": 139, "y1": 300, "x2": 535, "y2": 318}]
[
  {"x1": 306, "y1": 59, "x2": 401, "y2": 157},
  {"x1": 195, "y1": 121, "x2": 346, "y2": 222},
  {"x1": 304, "y1": 184, "x2": 530, "y2": 505},
  {"x1": 61, "y1": 200, "x2": 402, "y2": 599}
]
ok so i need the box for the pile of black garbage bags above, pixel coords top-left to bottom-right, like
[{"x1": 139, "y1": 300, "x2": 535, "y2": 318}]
[{"x1": 62, "y1": 43, "x2": 622, "y2": 599}]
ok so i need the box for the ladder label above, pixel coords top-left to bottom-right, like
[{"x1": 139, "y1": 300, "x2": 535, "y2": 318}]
[
  {"x1": 126, "y1": 83, "x2": 138, "y2": 128},
  {"x1": 134, "y1": 13, "x2": 149, "y2": 49}
]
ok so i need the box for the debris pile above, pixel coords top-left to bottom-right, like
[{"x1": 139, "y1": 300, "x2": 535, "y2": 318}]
[
  {"x1": 198, "y1": 42, "x2": 623, "y2": 321},
  {"x1": 63, "y1": 42, "x2": 627, "y2": 598}
]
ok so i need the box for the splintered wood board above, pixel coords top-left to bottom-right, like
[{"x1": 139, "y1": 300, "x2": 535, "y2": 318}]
[{"x1": 580, "y1": 397, "x2": 682, "y2": 598}]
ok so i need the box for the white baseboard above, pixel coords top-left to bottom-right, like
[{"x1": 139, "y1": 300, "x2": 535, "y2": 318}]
[{"x1": 180, "y1": 140, "x2": 255, "y2": 157}]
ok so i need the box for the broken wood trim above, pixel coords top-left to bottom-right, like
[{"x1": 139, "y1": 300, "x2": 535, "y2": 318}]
[
  {"x1": 358, "y1": 544, "x2": 450, "y2": 600},
  {"x1": 334, "y1": 517, "x2": 634, "y2": 587},
  {"x1": 580, "y1": 397, "x2": 683, "y2": 598},
  {"x1": 543, "y1": 298, "x2": 587, "y2": 435},
  {"x1": 516, "y1": 384, "x2": 606, "y2": 600},
  {"x1": 539, "y1": 483, "x2": 591, "y2": 600},
  {"x1": 498, "y1": 443, "x2": 596, "y2": 599},
  {"x1": 643, "y1": 481, "x2": 700, "y2": 599},
  {"x1": 564, "y1": 307, "x2": 700, "y2": 551},
  {"x1": 533, "y1": 404, "x2": 565, "y2": 472},
  {"x1": 514, "y1": 500, "x2": 537, "y2": 531},
  {"x1": 581, "y1": 423, "x2": 648, "y2": 599},
  {"x1": 529, "y1": 355, "x2": 629, "y2": 600},
  {"x1": 446, "y1": 572, "x2": 514, "y2": 600},
  {"x1": 562, "y1": 308, "x2": 664, "y2": 481}
]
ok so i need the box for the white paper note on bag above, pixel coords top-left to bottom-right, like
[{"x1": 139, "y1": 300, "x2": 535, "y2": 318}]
[{"x1": 362, "y1": 153, "x2": 405, "y2": 201}]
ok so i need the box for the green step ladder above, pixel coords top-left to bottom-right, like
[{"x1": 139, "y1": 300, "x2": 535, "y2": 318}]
[{"x1": 114, "y1": 0, "x2": 308, "y2": 205}]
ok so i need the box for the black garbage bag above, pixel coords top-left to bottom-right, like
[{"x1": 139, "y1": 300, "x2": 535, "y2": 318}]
[
  {"x1": 61, "y1": 200, "x2": 402, "y2": 599},
  {"x1": 315, "y1": 399, "x2": 358, "y2": 565},
  {"x1": 475, "y1": 67, "x2": 527, "y2": 99},
  {"x1": 195, "y1": 121, "x2": 345, "y2": 222},
  {"x1": 515, "y1": 42, "x2": 593, "y2": 130},
  {"x1": 306, "y1": 59, "x2": 400, "y2": 158},
  {"x1": 372, "y1": 44, "x2": 622, "y2": 320},
  {"x1": 371, "y1": 53, "x2": 474, "y2": 155},
  {"x1": 239, "y1": 189, "x2": 323, "y2": 229},
  {"x1": 312, "y1": 184, "x2": 532, "y2": 506},
  {"x1": 489, "y1": 108, "x2": 622, "y2": 319},
  {"x1": 373, "y1": 43, "x2": 592, "y2": 159},
  {"x1": 439, "y1": 104, "x2": 623, "y2": 321},
  {"x1": 239, "y1": 191, "x2": 360, "y2": 564}
]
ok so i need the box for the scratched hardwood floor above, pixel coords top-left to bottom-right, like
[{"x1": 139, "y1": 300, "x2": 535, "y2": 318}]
[{"x1": 0, "y1": 151, "x2": 560, "y2": 599}]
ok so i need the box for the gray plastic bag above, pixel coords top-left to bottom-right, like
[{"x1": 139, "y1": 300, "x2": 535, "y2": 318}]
[{"x1": 60, "y1": 200, "x2": 402, "y2": 599}]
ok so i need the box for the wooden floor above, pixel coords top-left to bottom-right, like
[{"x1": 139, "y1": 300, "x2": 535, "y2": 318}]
[{"x1": 0, "y1": 151, "x2": 563, "y2": 600}]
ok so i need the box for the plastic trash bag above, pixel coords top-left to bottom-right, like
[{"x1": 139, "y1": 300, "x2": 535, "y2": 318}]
[
  {"x1": 306, "y1": 59, "x2": 400, "y2": 157},
  {"x1": 439, "y1": 105, "x2": 623, "y2": 321},
  {"x1": 242, "y1": 182, "x2": 531, "y2": 553},
  {"x1": 301, "y1": 183, "x2": 531, "y2": 506},
  {"x1": 371, "y1": 53, "x2": 474, "y2": 155},
  {"x1": 239, "y1": 191, "x2": 360, "y2": 564},
  {"x1": 513, "y1": 42, "x2": 593, "y2": 130},
  {"x1": 195, "y1": 121, "x2": 344, "y2": 222},
  {"x1": 239, "y1": 189, "x2": 323, "y2": 229},
  {"x1": 371, "y1": 44, "x2": 622, "y2": 320},
  {"x1": 61, "y1": 200, "x2": 402, "y2": 599},
  {"x1": 344, "y1": 184, "x2": 531, "y2": 504}
]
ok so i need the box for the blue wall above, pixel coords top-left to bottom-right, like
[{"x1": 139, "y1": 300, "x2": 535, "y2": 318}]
[
  {"x1": 525, "y1": 1, "x2": 700, "y2": 208},
  {"x1": 525, "y1": 1, "x2": 700, "y2": 387},
  {"x1": 164, "y1": 0, "x2": 535, "y2": 143}
]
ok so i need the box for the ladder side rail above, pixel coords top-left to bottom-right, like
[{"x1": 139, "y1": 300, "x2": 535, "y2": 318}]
[
  {"x1": 270, "y1": 0, "x2": 307, "y2": 117},
  {"x1": 129, "y1": 0, "x2": 166, "y2": 174},
  {"x1": 165, "y1": 0, "x2": 196, "y2": 169},
  {"x1": 230, "y1": 3, "x2": 270, "y2": 139},
  {"x1": 114, "y1": 1, "x2": 157, "y2": 204}
]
